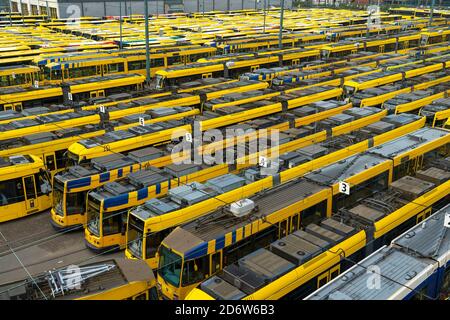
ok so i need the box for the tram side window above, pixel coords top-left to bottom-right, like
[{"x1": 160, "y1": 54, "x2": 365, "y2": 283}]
[
  {"x1": 81, "y1": 66, "x2": 97, "y2": 77},
  {"x1": 182, "y1": 256, "x2": 208, "y2": 286},
  {"x1": 108, "y1": 63, "x2": 125, "y2": 73},
  {"x1": 44, "y1": 154, "x2": 56, "y2": 171},
  {"x1": 128, "y1": 60, "x2": 144, "y2": 71},
  {"x1": 150, "y1": 58, "x2": 164, "y2": 67},
  {"x1": 55, "y1": 149, "x2": 67, "y2": 169},
  {"x1": 441, "y1": 266, "x2": 450, "y2": 298},
  {"x1": 168, "y1": 55, "x2": 182, "y2": 65},
  {"x1": 410, "y1": 286, "x2": 428, "y2": 300},
  {"x1": 300, "y1": 200, "x2": 327, "y2": 227},
  {"x1": 11, "y1": 73, "x2": 27, "y2": 86},
  {"x1": 0, "y1": 75, "x2": 9, "y2": 87},
  {"x1": 0, "y1": 178, "x2": 25, "y2": 205}
]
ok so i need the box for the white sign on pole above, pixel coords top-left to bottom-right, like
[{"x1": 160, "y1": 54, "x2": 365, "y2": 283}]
[
  {"x1": 99, "y1": 105, "x2": 106, "y2": 113},
  {"x1": 139, "y1": 117, "x2": 145, "y2": 126},
  {"x1": 259, "y1": 156, "x2": 268, "y2": 168},
  {"x1": 339, "y1": 181, "x2": 350, "y2": 195},
  {"x1": 185, "y1": 132, "x2": 193, "y2": 143},
  {"x1": 68, "y1": 92, "x2": 73, "y2": 101},
  {"x1": 444, "y1": 212, "x2": 450, "y2": 228},
  {"x1": 34, "y1": 80, "x2": 39, "y2": 88}
]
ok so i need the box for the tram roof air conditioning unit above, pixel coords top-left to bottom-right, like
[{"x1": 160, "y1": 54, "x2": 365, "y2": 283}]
[{"x1": 229, "y1": 199, "x2": 255, "y2": 218}]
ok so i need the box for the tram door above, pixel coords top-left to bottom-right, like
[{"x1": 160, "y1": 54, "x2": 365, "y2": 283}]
[
  {"x1": 63, "y1": 70, "x2": 69, "y2": 81},
  {"x1": 278, "y1": 218, "x2": 289, "y2": 238},
  {"x1": 23, "y1": 175, "x2": 37, "y2": 213}
]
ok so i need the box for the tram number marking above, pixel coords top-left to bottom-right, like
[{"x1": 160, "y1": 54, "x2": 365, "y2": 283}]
[
  {"x1": 339, "y1": 181, "x2": 350, "y2": 195},
  {"x1": 103, "y1": 145, "x2": 111, "y2": 152},
  {"x1": 445, "y1": 213, "x2": 450, "y2": 228}
]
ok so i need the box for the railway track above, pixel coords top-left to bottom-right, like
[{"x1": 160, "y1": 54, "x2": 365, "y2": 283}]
[{"x1": 0, "y1": 211, "x2": 121, "y2": 286}]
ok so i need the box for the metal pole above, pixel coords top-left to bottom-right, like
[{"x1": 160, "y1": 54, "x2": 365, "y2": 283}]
[
  {"x1": 156, "y1": 0, "x2": 159, "y2": 17},
  {"x1": 202, "y1": 0, "x2": 205, "y2": 16},
  {"x1": 278, "y1": 0, "x2": 284, "y2": 49},
  {"x1": 144, "y1": 0, "x2": 151, "y2": 84},
  {"x1": 263, "y1": 0, "x2": 266, "y2": 33},
  {"x1": 119, "y1": 1, "x2": 123, "y2": 50},
  {"x1": 429, "y1": 0, "x2": 435, "y2": 26},
  {"x1": 46, "y1": 0, "x2": 49, "y2": 20},
  {"x1": 129, "y1": 1, "x2": 132, "y2": 22},
  {"x1": 9, "y1": 0, "x2": 12, "y2": 26}
]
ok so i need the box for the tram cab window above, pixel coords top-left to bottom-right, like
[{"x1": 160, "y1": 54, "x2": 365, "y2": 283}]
[
  {"x1": 0, "y1": 178, "x2": 25, "y2": 205},
  {"x1": 148, "y1": 287, "x2": 159, "y2": 300},
  {"x1": 103, "y1": 210, "x2": 126, "y2": 236},
  {"x1": 146, "y1": 229, "x2": 171, "y2": 260},
  {"x1": 133, "y1": 293, "x2": 147, "y2": 300},
  {"x1": 66, "y1": 191, "x2": 86, "y2": 215}
]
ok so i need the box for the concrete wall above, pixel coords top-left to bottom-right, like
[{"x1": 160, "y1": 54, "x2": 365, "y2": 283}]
[
  {"x1": 184, "y1": 0, "x2": 293, "y2": 12},
  {"x1": 57, "y1": 1, "x2": 164, "y2": 18},
  {"x1": 11, "y1": 0, "x2": 60, "y2": 15}
]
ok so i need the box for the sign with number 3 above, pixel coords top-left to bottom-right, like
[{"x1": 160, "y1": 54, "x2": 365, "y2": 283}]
[{"x1": 339, "y1": 181, "x2": 350, "y2": 195}]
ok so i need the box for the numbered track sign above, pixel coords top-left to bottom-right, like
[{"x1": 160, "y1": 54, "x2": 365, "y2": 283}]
[
  {"x1": 445, "y1": 212, "x2": 450, "y2": 228},
  {"x1": 185, "y1": 132, "x2": 192, "y2": 143},
  {"x1": 139, "y1": 117, "x2": 145, "y2": 126},
  {"x1": 34, "y1": 80, "x2": 39, "y2": 88},
  {"x1": 99, "y1": 105, "x2": 106, "y2": 113},
  {"x1": 68, "y1": 92, "x2": 73, "y2": 101},
  {"x1": 339, "y1": 181, "x2": 350, "y2": 195},
  {"x1": 259, "y1": 156, "x2": 268, "y2": 168}
]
